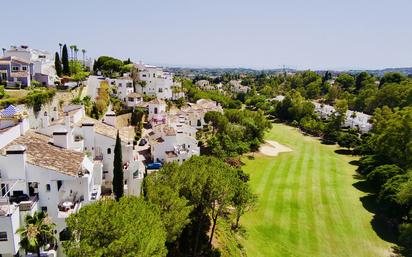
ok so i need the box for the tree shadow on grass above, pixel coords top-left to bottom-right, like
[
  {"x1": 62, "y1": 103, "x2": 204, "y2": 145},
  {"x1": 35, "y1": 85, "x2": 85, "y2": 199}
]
[
  {"x1": 353, "y1": 180, "x2": 372, "y2": 193},
  {"x1": 349, "y1": 160, "x2": 360, "y2": 166},
  {"x1": 321, "y1": 139, "x2": 335, "y2": 145},
  {"x1": 334, "y1": 149, "x2": 353, "y2": 155},
  {"x1": 370, "y1": 214, "x2": 399, "y2": 243},
  {"x1": 355, "y1": 180, "x2": 399, "y2": 244}
]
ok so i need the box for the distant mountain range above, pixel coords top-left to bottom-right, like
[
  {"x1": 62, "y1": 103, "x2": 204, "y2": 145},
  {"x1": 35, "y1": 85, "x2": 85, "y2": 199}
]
[
  {"x1": 346, "y1": 67, "x2": 412, "y2": 76},
  {"x1": 165, "y1": 66, "x2": 412, "y2": 77}
]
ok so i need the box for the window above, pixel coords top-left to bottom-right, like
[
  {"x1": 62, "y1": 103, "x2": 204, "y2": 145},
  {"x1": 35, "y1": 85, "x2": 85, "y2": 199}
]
[
  {"x1": 128, "y1": 97, "x2": 134, "y2": 102},
  {"x1": 118, "y1": 83, "x2": 122, "y2": 87},
  {"x1": 46, "y1": 184, "x2": 51, "y2": 192},
  {"x1": 158, "y1": 88, "x2": 163, "y2": 93},
  {"x1": 22, "y1": 66, "x2": 27, "y2": 71},
  {"x1": 41, "y1": 206, "x2": 48, "y2": 212},
  {"x1": 0, "y1": 232, "x2": 7, "y2": 241},
  {"x1": 1, "y1": 73, "x2": 6, "y2": 80},
  {"x1": 12, "y1": 66, "x2": 19, "y2": 71},
  {"x1": 57, "y1": 180, "x2": 62, "y2": 191},
  {"x1": 107, "y1": 148, "x2": 111, "y2": 154}
]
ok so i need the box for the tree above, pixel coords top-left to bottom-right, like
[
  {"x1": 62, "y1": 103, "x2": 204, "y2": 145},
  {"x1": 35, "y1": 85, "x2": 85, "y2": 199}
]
[
  {"x1": 380, "y1": 72, "x2": 406, "y2": 85},
  {"x1": 144, "y1": 163, "x2": 193, "y2": 243},
  {"x1": 81, "y1": 49, "x2": 86, "y2": 66},
  {"x1": 398, "y1": 223, "x2": 412, "y2": 257},
  {"x1": 112, "y1": 131, "x2": 123, "y2": 200},
  {"x1": 54, "y1": 52, "x2": 62, "y2": 77},
  {"x1": 335, "y1": 73, "x2": 355, "y2": 91},
  {"x1": 204, "y1": 111, "x2": 228, "y2": 132},
  {"x1": 63, "y1": 197, "x2": 167, "y2": 257},
  {"x1": 366, "y1": 164, "x2": 404, "y2": 189},
  {"x1": 59, "y1": 43, "x2": 62, "y2": 57},
  {"x1": 16, "y1": 211, "x2": 56, "y2": 257},
  {"x1": 373, "y1": 107, "x2": 412, "y2": 167},
  {"x1": 337, "y1": 131, "x2": 361, "y2": 150},
  {"x1": 62, "y1": 44, "x2": 70, "y2": 75},
  {"x1": 232, "y1": 181, "x2": 256, "y2": 229}
]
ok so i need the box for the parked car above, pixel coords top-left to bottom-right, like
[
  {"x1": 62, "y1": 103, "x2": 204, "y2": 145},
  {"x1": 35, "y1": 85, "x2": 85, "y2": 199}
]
[
  {"x1": 9, "y1": 194, "x2": 29, "y2": 204},
  {"x1": 139, "y1": 139, "x2": 147, "y2": 146},
  {"x1": 146, "y1": 162, "x2": 163, "y2": 170}
]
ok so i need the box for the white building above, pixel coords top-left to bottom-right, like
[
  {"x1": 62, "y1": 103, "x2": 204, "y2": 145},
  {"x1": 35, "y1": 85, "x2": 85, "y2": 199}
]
[
  {"x1": 75, "y1": 113, "x2": 144, "y2": 196},
  {"x1": 148, "y1": 98, "x2": 167, "y2": 122},
  {"x1": 126, "y1": 92, "x2": 144, "y2": 108},
  {"x1": 5, "y1": 45, "x2": 57, "y2": 86},
  {"x1": 0, "y1": 108, "x2": 102, "y2": 257},
  {"x1": 149, "y1": 124, "x2": 199, "y2": 164},
  {"x1": 114, "y1": 76, "x2": 134, "y2": 102},
  {"x1": 229, "y1": 80, "x2": 250, "y2": 94},
  {"x1": 313, "y1": 102, "x2": 372, "y2": 133},
  {"x1": 177, "y1": 99, "x2": 223, "y2": 129},
  {"x1": 135, "y1": 62, "x2": 174, "y2": 99}
]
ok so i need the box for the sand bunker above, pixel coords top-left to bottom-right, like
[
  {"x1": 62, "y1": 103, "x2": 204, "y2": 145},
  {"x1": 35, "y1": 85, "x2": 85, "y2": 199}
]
[{"x1": 259, "y1": 140, "x2": 292, "y2": 156}]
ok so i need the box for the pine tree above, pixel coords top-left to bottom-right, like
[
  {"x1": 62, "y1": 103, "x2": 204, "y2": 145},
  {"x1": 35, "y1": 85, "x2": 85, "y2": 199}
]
[
  {"x1": 112, "y1": 131, "x2": 123, "y2": 200},
  {"x1": 62, "y1": 44, "x2": 70, "y2": 75},
  {"x1": 54, "y1": 52, "x2": 62, "y2": 77}
]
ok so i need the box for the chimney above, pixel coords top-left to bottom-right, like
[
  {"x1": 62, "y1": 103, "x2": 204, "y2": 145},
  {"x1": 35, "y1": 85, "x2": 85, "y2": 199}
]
[
  {"x1": 82, "y1": 122, "x2": 95, "y2": 152},
  {"x1": 53, "y1": 129, "x2": 69, "y2": 149},
  {"x1": 6, "y1": 145, "x2": 27, "y2": 179}
]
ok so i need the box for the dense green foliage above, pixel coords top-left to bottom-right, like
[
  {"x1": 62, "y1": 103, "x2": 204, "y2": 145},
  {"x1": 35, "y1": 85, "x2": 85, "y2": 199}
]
[
  {"x1": 204, "y1": 109, "x2": 272, "y2": 157},
  {"x1": 144, "y1": 156, "x2": 255, "y2": 256},
  {"x1": 63, "y1": 197, "x2": 167, "y2": 257},
  {"x1": 183, "y1": 79, "x2": 242, "y2": 109},
  {"x1": 24, "y1": 88, "x2": 56, "y2": 112},
  {"x1": 93, "y1": 56, "x2": 130, "y2": 77}
]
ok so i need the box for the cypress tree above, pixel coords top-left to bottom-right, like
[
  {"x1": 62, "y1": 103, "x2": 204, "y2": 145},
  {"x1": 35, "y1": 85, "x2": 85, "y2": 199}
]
[
  {"x1": 112, "y1": 130, "x2": 124, "y2": 200},
  {"x1": 54, "y1": 52, "x2": 62, "y2": 77},
  {"x1": 62, "y1": 44, "x2": 70, "y2": 75}
]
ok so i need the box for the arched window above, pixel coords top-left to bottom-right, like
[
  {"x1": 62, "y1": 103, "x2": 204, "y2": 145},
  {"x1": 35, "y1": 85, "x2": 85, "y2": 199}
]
[{"x1": 107, "y1": 148, "x2": 111, "y2": 154}]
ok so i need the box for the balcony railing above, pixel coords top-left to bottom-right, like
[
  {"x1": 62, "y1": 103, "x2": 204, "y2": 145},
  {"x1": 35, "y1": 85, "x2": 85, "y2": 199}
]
[{"x1": 19, "y1": 195, "x2": 38, "y2": 211}]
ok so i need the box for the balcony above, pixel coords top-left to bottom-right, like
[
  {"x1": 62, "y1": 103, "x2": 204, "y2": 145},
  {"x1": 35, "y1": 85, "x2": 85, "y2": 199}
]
[
  {"x1": 19, "y1": 195, "x2": 38, "y2": 211},
  {"x1": 94, "y1": 154, "x2": 104, "y2": 161},
  {"x1": 58, "y1": 201, "x2": 82, "y2": 219}
]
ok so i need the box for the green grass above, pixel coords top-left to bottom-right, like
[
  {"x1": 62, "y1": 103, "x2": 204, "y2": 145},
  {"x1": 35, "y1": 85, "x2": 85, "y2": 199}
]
[{"x1": 240, "y1": 123, "x2": 392, "y2": 257}]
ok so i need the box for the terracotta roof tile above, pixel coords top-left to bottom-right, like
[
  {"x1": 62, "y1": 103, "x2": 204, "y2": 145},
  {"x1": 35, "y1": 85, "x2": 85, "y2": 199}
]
[{"x1": 1, "y1": 131, "x2": 84, "y2": 176}]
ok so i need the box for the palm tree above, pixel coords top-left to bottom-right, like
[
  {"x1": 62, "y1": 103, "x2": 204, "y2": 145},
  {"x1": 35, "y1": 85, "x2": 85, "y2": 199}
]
[
  {"x1": 81, "y1": 49, "x2": 86, "y2": 66},
  {"x1": 69, "y1": 45, "x2": 76, "y2": 60},
  {"x1": 129, "y1": 66, "x2": 140, "y2": 92},
  {"x1": 58, "y1": 43, "x2": 62, "y2": 57},
  {"x1": 16, "y1": 211, "x2": 57, "y2": 257},
  {"x1": 74, "y1": 46, "x2": 79, "y2": 61}
]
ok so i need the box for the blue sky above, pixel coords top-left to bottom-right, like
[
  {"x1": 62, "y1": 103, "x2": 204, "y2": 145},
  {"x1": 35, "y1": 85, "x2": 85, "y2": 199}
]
[{"x1": 2, "y1": 0, "x2": 412, "y2": 70}]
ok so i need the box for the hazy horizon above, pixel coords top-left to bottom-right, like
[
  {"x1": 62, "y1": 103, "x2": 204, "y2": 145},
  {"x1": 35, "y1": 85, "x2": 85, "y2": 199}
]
[{"x1": 2, "y1": 0, "x2": 412, "y2": 70}]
